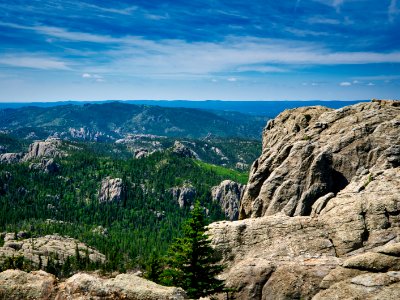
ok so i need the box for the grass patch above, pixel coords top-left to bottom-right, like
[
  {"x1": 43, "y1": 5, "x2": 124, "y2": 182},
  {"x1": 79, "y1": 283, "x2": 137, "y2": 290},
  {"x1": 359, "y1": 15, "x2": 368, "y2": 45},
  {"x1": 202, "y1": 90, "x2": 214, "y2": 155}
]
[{"x1": 195, "y1": 161, "x2": 248, "y2": 185}]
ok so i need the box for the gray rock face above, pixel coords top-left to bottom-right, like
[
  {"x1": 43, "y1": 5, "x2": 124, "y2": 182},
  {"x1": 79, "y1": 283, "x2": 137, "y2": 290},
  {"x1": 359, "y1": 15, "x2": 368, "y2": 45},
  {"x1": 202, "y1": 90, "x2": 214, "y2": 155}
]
[
  {"x1": 23, "y1": 139, "x2": 63, "y2": 161},
  {"x1": 240, "y1": 100, "x2": 400, "y2": 218},
  {"x1": 171, "y1": 184, "x2": 196, "y2": 208},
  {"x1": 0, "y1": 139, "x2": 64, "y2": 165},
  {"x1": 0, "y1": 152, "x2": 24, "y2": 164},
  {"x1": 211, "y1": 180, "x2": 245, "y2": 221},
  {"x1": 0, "y1": 234, "x2": 105, "y2": 267},
  {"x1": 0, "y1": 270, "x2": 187, "y2": 300},
  {"x1": 98, "y1": 177, "x2": 125, "y2": 203},
  {"x1": 172, "y1": 141, "x2": 199, "y2": 159},
  {"x1": 207, "y1": 100, "x2": 400, "y2": 299},
  {"x1": 29, "y1": 158, "x2": 60, "y2": 174}
]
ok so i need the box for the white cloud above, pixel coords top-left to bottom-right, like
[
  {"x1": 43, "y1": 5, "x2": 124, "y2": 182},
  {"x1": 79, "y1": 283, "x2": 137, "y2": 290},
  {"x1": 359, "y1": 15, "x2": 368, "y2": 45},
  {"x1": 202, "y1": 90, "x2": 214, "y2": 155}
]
[
  {"x1": 307, "y1": 16, "x2": 341, "y2": 25},
  {"x1": 2, "y1": 22, "x2": 400, "y2": 78},
  {"x1": 82, "y1": 73, "x2": 92, "y2": 78},
  {"x1": 236, "y1": 65, "x2": 287, "y2": 73},
  {"x1": 0, "y1": 55, "x2": 69, "y2": 70},
  {"x1": 340, "y1": 81, "x2": 352, "y2": 86},
  {"x1": 367, "y1": 82, "x2": 375, "y2": 86},
  {"x1": 227, "y1": 77, "x2": 237, "y2": 82}
]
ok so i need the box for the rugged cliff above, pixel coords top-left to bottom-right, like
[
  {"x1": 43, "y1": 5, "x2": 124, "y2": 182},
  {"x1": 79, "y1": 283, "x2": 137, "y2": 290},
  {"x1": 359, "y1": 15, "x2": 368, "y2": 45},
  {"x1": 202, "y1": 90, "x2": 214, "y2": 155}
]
[{"x1": 208, "y1": 100, "x2": 400, "y2": 299}]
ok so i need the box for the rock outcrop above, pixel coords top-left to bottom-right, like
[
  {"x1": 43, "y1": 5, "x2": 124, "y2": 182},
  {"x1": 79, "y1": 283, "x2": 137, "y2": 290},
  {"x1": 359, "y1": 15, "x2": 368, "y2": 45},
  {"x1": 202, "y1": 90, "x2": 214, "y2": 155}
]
[
  {"x1": 29, "y1": 158, "x2": 60, "y2": 174},
  {"x1": 0, "y1": 270, "x2": 57, "y2": 300},
  {"x1": 98, "y1": 177, "x2": 125, "y2": 203},
  {"x1": 23, "y1": 139, "x2": 63, "y2": 161},
  {"x1": 211, "y1": 180, "x2": 245, "y2": 221},
  {"x1": 0, "y1": 234, "x2": 105, "y2": 267},
  {"x1": 172, "y1": 141, "x2": 199, "y2": 159},
  {"x1": 0, "y1": 152, "x2": 24, "y2": 164},
  {"x1": 0, "y1": 138, "x2": 64, "y2": 165},
  {"x1": 171, "y1": 184, "x2": 196, "y2": 208},
  {"x1": 240, "y1": 100, "x2": 399, "y2": 218},
  {"x1": 0, "y1": 270, "x2": 187, "y2": 300},
  {"x1": 208, "y1": 100, "x2": 400, "y2": 299}
]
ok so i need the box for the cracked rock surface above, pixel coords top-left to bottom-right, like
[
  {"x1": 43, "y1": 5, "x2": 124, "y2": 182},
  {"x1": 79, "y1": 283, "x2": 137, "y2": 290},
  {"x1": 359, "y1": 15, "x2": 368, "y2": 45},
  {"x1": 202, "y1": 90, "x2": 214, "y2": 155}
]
[{"x1": 208, "y1": 100, "x2": 400, "y2": 299}]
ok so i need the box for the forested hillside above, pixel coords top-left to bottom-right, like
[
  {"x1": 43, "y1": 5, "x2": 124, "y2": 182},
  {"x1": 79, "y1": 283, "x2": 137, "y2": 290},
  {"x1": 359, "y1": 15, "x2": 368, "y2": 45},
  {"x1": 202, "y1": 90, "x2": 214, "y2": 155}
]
[
  {"x1": 0, "y1": 139, "x2": 248, "y2": 271},
  {"x1": 0, "y1": 102, "x2": 267, "y2": 140}
]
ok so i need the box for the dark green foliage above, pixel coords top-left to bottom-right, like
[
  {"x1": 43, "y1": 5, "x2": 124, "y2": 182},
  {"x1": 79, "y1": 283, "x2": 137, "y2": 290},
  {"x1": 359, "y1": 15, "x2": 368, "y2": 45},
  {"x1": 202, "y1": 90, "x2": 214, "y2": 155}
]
[
  {"x1": 0, "y1": 255, "x2": 34, "y2": 272},
  {"x1": 161, "y1": 201, "x2": 224, "y2": 298},
  {"x1": 144, "y1": 252, "x2": 164, "y2": 283}
]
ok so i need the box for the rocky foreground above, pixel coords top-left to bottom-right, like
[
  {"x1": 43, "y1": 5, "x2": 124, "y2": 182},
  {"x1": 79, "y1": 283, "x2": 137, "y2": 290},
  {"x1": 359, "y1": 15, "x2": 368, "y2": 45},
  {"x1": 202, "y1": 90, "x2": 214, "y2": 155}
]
[
  {"x1": 0, "y1": 270, "x2": 187, "y2": 300},
  {"x1": 208, "y1": 100, "x2": 400, "y2": 299}
]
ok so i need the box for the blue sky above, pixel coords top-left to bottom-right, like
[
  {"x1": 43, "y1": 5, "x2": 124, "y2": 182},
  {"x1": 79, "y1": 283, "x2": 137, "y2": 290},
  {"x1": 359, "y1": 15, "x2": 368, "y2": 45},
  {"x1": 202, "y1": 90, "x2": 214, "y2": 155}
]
[{"x1": 0, "y1": 0, "x2": 399, "y2": 101}]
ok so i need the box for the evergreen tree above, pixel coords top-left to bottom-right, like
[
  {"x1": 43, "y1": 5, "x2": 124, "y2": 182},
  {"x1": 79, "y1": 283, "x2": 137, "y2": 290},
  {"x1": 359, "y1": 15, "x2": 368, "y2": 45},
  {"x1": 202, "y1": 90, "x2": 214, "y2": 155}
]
[
  {"x1": 144, "y1": 252, "x2": 163, "y2": 283},
  {"x1": 160, "y1": 201, "x2": 224, "y2": 298}
]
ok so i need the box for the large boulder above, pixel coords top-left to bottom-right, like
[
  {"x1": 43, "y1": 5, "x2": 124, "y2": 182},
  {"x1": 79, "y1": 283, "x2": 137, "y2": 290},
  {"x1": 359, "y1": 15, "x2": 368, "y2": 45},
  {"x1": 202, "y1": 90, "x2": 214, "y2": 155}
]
[
  {"x1": 208, "y1": 100, "x2": 400, "y2": 299},
  {"x1": 98, "y1": 177, "x2": 125, "y2": 203},
  {"x1": 211, "y1": 180, "x2": 245, "y2": 220},
  {"x1": 0, "y1": 269, "x2": 57, "y2": 299}
]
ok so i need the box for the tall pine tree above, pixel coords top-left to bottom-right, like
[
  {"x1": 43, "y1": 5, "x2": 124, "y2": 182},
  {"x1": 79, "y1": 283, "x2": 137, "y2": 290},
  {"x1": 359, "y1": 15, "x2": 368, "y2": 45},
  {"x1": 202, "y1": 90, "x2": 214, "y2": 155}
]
[{"x1": 161, "y1": 201, "x2": 224, "y2": 298}]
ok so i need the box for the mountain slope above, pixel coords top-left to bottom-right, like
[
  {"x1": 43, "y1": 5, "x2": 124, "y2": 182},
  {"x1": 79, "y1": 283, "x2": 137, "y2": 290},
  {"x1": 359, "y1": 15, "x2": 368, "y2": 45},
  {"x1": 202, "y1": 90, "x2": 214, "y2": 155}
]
[{"x1": 0, "y1": 102, "x2": 266, "y2": 140}]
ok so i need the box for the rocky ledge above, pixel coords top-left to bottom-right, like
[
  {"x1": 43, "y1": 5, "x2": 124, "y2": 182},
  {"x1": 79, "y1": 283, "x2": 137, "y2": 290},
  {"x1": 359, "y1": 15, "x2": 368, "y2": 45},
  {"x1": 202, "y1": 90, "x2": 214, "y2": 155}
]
[
  {"x1": 208, "y1": 100, "x2": 400, "y2": 299},
  {"x1": 0, "y1": 233, "x2": 105, "y2": 267},
  {"x1": 0, "y1": 270, "x2": 187, "y2": 300}
]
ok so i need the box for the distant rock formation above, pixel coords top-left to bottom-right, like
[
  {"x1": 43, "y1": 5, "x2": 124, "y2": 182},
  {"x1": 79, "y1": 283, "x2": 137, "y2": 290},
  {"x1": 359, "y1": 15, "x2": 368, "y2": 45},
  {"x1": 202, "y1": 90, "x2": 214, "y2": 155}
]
[
  {"x1": 208, "y1": 100, "x2": 400, "y2": 299},
  {"x1": 171, "y1": 184, "x2": 196, "y2": 208},
  {"x1": 0, "y1": 138, "x2": 64, "y2": 165},
  {"x1": 0, "y1": 152, "x2": 24, "y2": 164},
  {"x1": 98, "y1": 177, "x2": 125, "y2": 203},
  {"x1": 0, "y1": 269, "x2": 187, "y2": 300},
  {"x1": 211, "y1": 180, "x2": 245, "y2": 221},
  {"x1": 29, "y1": 158, "x2": 60, "y2": 174},
  {"x1": 172, "y1": 141, "x2": 199, "y2": 159},
  {"x1": 0, "y1": 233, "x2": 105, "y2": 267},
  {"x1": 23, "y1": 138, "x2": 63, "y2": 161}
]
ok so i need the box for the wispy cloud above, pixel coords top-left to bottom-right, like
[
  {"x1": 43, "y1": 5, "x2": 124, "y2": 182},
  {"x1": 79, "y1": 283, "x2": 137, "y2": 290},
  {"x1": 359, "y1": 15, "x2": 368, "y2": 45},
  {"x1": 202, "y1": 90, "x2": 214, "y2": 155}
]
[
  {"x1": 1, "y1": 20, "x2": 400, "y2": 77},
  {"x1": 389, "y1": 0, "x2": 399, "y2": 22},
  {"x1": 0, "y1": 55, "x2": 69, "y2": 70},
  {"x1": 339, "y1": 81, "x2": 351, "y2": 86}
]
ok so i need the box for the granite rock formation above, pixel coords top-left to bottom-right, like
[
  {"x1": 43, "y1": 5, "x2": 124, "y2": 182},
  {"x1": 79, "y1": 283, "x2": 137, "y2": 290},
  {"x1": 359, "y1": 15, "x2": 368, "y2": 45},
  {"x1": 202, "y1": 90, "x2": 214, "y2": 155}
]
[
  {"x1": 208, "y1": 100, "x2": 400, "y2": 299},
  {"x1": 98, "y1": 177, "x2": 125, "y2": 203},
  {"x1": 211, "y1": 180, "x2": 245, "y2": 221},
  {"x1": 23, "y1": 139, "x2": 63, "y2": 161},
  {"x1": 240, "y1": 100, "x2": 399, "y2": 218},
  {"x1": 172, "y1": 141, "x2": 199, "y2": 159},
  {"x1": 0, "y1": 270, "x2": 187, "y2": 300},
  {"x1": 171, "y1": 184, "x2": 196, "y2": 208},
  {"x1": 0, "y1": 152, "x2": 24, "y2": 164},
  {"x1": 0, "y1": 233, "x2": 105, "y2": 267}
]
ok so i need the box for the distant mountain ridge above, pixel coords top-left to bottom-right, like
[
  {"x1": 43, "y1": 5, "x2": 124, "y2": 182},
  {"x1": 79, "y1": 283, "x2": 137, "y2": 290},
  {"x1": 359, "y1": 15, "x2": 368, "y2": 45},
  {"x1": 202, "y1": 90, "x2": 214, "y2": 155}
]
[
  {"x1": 0, "y1": 102, "x2": 267, "y2": 140},
  {"x1": 0, "y1": 100, "x2": 368, "y2": 117}
]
